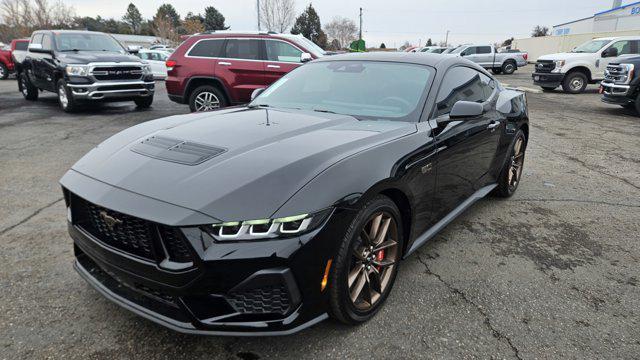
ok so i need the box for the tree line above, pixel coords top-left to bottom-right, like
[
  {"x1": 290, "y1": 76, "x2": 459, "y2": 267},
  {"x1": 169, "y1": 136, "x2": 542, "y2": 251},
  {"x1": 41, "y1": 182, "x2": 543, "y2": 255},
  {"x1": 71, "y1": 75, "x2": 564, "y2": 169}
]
[{"x1": 0, "y1": 0, "x2": 361, "y2": 50}]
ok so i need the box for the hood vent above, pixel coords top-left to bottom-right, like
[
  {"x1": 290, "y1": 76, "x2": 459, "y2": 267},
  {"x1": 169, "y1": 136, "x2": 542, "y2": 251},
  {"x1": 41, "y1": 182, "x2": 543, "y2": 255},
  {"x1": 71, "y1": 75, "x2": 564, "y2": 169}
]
[{"x1": 131, "y1": 136, "x2": 226, "y2": 165}]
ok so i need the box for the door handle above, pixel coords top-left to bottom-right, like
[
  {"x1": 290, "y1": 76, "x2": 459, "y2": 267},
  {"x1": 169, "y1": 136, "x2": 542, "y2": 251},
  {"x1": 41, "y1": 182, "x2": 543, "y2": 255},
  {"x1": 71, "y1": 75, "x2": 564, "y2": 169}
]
[
  {"x1": 267, "y1": 64, "x2": 281, "y2": 69},
  {"x1": 218, "y1": 61, "x2": 232, "y2": 66},
  {"x1": 487, "y1": 121, "x2": 501, "y2": 131}
]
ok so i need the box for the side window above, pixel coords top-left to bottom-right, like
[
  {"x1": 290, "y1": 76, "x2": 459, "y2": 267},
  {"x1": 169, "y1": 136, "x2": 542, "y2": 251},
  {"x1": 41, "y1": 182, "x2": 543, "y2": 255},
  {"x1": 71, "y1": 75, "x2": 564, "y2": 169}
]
[
  {"x1": 157, "y1": 52, "x2": 168, "y2": 61},
  {"x1": 610, "y1": 40, "x2": 639, "y2": 55},
  {"x1": 187, "y1": 39, "x2": 224, "y2": 58},
  {"x1": 477, "y1": 46, "x2": 492, "y2": 54},
  {"x1": 265, "y1": 40, "x2": 302, "y2": 62},
  {"x1": 31, "y1": 34, "x2": 43, "y2": 46},
  {"x1": 41, "y1": 35, "x2": 52, "y2": 50},
  {"x1": 138, "y1": 52, "x2": 149, "y2": 60},
  {"x1": 222, "y1": 39, "x2": 262, "y2": 60},
  {"x1": 435, "y1": 67, "x2": 488, "y2": 117},
  {"x1": 479, "y1": 72, "x2": 496, "y2": 100},
  {"x1": 15, "y1": 41, "x2": 29, "y2": 51}
]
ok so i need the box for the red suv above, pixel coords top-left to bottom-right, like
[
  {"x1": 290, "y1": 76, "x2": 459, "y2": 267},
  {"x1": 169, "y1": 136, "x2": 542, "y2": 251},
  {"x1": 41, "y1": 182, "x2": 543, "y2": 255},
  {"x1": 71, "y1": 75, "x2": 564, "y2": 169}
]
[{"x1": 165, "y1": 32, "x2": 325, "y2": 112}]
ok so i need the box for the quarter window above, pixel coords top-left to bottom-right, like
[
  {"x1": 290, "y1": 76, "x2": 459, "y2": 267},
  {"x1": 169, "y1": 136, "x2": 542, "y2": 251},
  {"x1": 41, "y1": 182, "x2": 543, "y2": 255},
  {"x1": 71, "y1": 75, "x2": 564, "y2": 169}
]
[
  {"x1": 222, "y1": 39, "x2": 263, "y2": 60},
  {"x1": 265, "y1": 40, "x2": 302, "y2": 62},
  {"x1": 187, "y1": 39, "x2": 224, "y2": 58},
  {"x1": 435, "y1": 67, "x2": 492, "y2": 117}
]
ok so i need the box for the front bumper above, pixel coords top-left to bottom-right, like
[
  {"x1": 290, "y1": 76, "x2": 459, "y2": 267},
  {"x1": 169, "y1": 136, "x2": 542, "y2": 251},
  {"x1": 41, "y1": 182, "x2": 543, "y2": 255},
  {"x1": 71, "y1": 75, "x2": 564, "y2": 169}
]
[
  {"x1": 600, "y1": 81, "x2": 634, "y2": 105},
  {"x1": 64, "y1": 185, "x2": 355, "y2": 335},
  {"x1": 67, "y1": 80, "x2": 155, "y2": 101},
  {"x1": 532, "y1": 72, "x2": 563, "y2": 87}
]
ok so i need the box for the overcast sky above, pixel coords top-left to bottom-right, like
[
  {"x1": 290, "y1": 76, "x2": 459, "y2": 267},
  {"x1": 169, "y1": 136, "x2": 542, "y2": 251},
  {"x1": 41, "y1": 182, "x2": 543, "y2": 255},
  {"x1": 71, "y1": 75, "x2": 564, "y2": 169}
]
[{"x1": 65, "y1": 0, "x2": 622, "y2": 47}]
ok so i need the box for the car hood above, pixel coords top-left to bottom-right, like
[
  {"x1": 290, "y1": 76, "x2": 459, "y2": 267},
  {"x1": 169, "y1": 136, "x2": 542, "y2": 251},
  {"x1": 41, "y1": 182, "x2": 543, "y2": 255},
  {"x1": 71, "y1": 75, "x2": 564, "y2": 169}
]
[
  {"x1": 57, "y1": 51, "x2": 142, "y2": 64},
  {"x1": 69, "y1": 108, "x2": 416, "y2": 222},
  {"x1": 537, "y1": 52, "x2": 595, "y2": 61}
]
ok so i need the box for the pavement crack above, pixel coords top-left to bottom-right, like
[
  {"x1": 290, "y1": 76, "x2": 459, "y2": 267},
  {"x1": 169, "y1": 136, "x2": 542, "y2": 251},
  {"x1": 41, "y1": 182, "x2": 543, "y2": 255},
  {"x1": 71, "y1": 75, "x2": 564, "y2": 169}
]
[
  {"x1": 0, "y1": 198, "x2": 64, "y2": 236},
  {"x1": 512, "y1": 198, "x2": 640, "y2": 208},
  {"x1": 416, "y1": 252, "x2": 523, "y2": 360}
]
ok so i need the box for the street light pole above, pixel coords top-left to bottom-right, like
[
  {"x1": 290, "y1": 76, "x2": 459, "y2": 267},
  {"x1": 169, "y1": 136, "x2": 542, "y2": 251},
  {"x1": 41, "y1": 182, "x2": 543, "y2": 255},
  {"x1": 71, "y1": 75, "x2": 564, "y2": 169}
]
[
  {"x1": 257, "y1": 0, "x2": 261, "y2": 31},
  {"x1": 359, "y1": 7, "x2": 363, "y2": 40},
  {"x1": 445, "y1": 30, "x2": 450, "y2": 47}
]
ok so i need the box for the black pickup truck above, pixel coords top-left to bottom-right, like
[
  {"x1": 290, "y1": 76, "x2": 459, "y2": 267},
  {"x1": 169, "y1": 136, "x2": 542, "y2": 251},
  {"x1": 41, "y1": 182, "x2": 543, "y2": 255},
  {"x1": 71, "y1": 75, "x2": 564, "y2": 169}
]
[
  {"x1": 600, "y1": 56, "x2": 640, "y2": 115},
  {"x1": 15, "y1": 30, "x2": 154, "y2": 112}
]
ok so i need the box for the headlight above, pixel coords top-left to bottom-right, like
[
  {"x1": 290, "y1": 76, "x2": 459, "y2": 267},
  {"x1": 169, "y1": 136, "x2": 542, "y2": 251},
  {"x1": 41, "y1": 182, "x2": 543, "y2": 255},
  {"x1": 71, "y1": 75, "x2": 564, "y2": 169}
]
[
  {"x1": 65, "y1": 65, "x2": 89, "y2": 76},
  {"x1": 205, "y1": 208, "x2": 333, "y2": 241},
  {"x1": 141, "y1": 64, "x2": 152, "y2": 75},
  {"x1": 551, "y1": 60, "x2": 565, "y2": 73},
  {"x1": 618, "y1": 64, "x2": 634, "y2": 84}
]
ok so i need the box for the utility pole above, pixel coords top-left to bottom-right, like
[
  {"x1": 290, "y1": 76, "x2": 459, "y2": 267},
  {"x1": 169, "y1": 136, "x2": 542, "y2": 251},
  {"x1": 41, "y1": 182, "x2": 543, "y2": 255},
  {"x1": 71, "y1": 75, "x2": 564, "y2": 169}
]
[
  {"x1": 359, "y1": 7, "x2": 363, "y2": 40},
  {"x1": 257, "y1": 0, "x2": 261, "y2": 31},
  {"x1": 445, "y1": 30, "x2": 450, "y2": 47}
]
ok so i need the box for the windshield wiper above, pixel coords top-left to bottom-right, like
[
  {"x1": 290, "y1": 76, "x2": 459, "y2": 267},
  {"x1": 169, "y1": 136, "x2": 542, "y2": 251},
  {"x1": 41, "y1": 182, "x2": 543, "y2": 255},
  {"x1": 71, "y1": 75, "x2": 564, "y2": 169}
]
[
  {"x1": 313, "y1": 108, "x2": 338, "y2": 114},
  {"x1": 60, "y1": 48, "x2": 81, "y2": 52}
]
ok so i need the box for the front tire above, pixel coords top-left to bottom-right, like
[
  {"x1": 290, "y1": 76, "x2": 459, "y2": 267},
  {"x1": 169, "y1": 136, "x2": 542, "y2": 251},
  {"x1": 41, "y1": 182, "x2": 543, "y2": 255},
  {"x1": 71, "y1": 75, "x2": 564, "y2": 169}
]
[
  {"x1": 0, "y1": 63, "x2": 8, "y2": 79},
  {"x1": 57, "y1": 79, "x2": 78, "y2": 113},
  {"x1": 188, "y1": 85, "x2": 227, "y2": 112},
  {"x1": 561, "y1": 71, "x2": 588, "y2": 94},
  {"x1": 493, "y1": 130, "x2": 526, "y2": 198},
  {"x1": 329, "y1": 195, "x2": 404, "y2": 325},
  {"x1": 134, "y1": 96, "x2": 153, "y2": 109},
  {"x1": 20, "y1": 73, "x2": 38, "y2": 100}
]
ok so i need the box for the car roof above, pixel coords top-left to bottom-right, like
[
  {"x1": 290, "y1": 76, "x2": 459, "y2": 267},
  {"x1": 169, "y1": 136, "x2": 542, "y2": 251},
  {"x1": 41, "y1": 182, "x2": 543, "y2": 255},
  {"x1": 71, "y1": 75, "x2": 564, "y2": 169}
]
[{"x1": 313, "y1": 52, "x2": 466, "y2": 70}]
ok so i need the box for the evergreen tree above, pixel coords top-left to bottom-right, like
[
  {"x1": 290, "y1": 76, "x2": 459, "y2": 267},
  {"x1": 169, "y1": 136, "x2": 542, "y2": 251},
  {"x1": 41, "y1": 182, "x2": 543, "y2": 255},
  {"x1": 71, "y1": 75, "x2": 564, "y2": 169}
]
[
  {"x1": 122, "y1": 3, "x2": 143, "y2": 33},
  {"x1": 291, "y1": 4, "x2": 327, "y2": 49},
  {"x1": 155, "y1": 4, "x2": 181, "y2": 28},
  {"x1": 380, "y1": 43, "x2": 386, "y2": 49},
  {"x1": 426, "y1": 38, "x2": 432, "y2": 46},
  {"x1": 204, "y1": 6, "x2": 229, "y2": 31}
]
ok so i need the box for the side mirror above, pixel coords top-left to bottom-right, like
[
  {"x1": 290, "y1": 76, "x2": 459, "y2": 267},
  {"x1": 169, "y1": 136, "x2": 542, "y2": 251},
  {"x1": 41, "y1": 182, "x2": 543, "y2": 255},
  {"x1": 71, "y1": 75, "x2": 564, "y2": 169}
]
[
  {"x1": 251, "y1": 88, "x2": 266, "y2": 101},
  {"x1": 602, "y1": 47, "x2": 618, "y2": 58},
  {"x1": 28, "y1": 43, "x2": 49, "y2": 53},
  {"x1": 449, "y1": 101, "x2": 484, "y2": 119},
  {"x1": 300, "y1": 52, "x2": 312, "y2": 63},
  {"x1": 127, "y1": 45, "x2": 140, "y2": 54}
]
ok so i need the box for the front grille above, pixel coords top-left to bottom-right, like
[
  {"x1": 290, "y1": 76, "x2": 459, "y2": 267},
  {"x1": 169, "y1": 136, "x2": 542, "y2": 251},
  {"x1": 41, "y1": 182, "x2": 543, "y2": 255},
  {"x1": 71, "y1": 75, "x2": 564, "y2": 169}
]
[
  {"x1": 605, "y1": 64, "x2": 627, "y2": 82},
  {"x1": 227, "y1": 284, "x2": 292, "y2": 315},
  {"x1": 71, "y1": 194, "x2": 193, "y2": 264},
  {"x1": 96, "y1": 84, "x2": 148, "y2": 92},
  {"x1": 535, "y1": 60, "x2": 555, "y2": 73},
  {"x1": 91, "y1": 66, "x2": 142, "y2": 80}
]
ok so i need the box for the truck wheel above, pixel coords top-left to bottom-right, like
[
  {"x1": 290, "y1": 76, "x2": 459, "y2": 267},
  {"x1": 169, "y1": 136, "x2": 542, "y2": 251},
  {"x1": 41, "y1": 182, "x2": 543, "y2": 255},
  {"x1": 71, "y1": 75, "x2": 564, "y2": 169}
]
[
  {"x1": 561, "y1": 71, "x2": 588, "y2": 94},
  {"x1": 492, "y1": 68, "x2": 503, "y2": 75},
  {"x1": 189, "y1": 85, "x2": 227, "y2": 112},
  {"x1": 57, "y1": 79, "x2": 78, "y2": 113},
  {"x1": 134, "y1": 96, "x2": 153, "y2": 109},
  {"x1": 0, "y1": 63, "x2": 8, "y2": 80},
  {"x1": 501, "y1": 61, "x2": 516, "y2": 75},
  {"x1": 20, "y1": 73, "x2": 38, "y2": 100}
]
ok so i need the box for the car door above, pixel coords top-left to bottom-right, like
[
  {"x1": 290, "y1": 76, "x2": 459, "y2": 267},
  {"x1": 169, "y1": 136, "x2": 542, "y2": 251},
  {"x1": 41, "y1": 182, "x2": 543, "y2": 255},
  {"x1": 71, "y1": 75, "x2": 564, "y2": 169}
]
[
  {"x1": 27, "y1": 33, "x2": 44, "y2": 87},
  {"x1": 147, "y1": 51, "x2": 167, "y2": 78},
  {"x1": 430, "y1": 66, "x2": 504, "y2": 219},
  {"x1": 38, "y1": 33, "x2": 56, "y2": 91},
  {"x1": 474, "y1": 46, "x2": 494, "y2": 68},
  {"x1": 215, "y1": 38, "x2": 266, "y2": 103},
  {"x1": 461, "y1": 46, "x2": 478, "y2": 63},
  {"x1": 263, "y1": 39, "x2": 304, "y2": 86}
]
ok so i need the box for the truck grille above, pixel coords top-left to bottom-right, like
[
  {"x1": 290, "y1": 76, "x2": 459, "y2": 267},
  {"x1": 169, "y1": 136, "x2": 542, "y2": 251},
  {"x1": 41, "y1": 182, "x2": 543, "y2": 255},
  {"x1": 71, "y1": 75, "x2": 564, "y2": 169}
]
[
  {"x1": 605, "y1": 64, "x2": 627, "y2": 83},
  {"x1": 71, "y1": 194, "x2": 193, "y2": 264},
  {"x1": 91, "y1": 66, "x2": 143, "y2": 81},
  {"x1": 535, "y1": 60, "x2": 555, "y2": 73}
]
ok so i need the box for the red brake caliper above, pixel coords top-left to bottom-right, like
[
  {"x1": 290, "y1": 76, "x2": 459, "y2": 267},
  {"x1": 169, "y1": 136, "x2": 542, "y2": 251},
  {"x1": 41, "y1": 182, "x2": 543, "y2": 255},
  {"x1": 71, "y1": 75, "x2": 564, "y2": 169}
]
[{"x1": 376, "y1": 250, "x2": 385, "y2": 271}]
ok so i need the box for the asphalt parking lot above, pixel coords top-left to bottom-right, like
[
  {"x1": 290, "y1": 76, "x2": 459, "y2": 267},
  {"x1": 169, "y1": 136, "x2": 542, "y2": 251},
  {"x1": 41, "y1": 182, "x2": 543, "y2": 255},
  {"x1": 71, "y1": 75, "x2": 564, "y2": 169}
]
[{"x1": 1, "y1": 67, "x2": 639, "y2": 359}]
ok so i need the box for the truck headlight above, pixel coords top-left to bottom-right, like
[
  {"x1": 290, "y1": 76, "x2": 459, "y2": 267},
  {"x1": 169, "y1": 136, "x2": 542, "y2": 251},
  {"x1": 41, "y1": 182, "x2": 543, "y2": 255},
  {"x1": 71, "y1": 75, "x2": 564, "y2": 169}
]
[
  {"x1": 65, "y1": 65, "x2": 89, "y2": 76},
  {"x1": 619, "y1": 64, "x2": 634, "y2": 84},
  {"x1": 551, "y1": 60, "x2": 565, "y2": 73},
  {"x1": 141, "y1": 64, "x2": 152, "y2": 75}
]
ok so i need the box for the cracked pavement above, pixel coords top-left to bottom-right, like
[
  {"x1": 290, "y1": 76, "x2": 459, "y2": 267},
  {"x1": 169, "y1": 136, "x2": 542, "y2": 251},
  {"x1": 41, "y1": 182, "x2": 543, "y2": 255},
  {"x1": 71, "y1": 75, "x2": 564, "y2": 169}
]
[{"x1": 1, "y1": 68, "x2": 639, "y2": 359}]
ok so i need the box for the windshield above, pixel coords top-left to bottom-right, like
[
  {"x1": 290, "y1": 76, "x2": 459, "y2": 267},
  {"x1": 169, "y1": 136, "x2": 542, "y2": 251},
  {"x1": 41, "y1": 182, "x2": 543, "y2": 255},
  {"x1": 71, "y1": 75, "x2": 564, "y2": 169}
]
[
  {"x1": 55, "y1": 33, "x2": 124, "y2": 52},
  {"x1": 572, "y1": 39, "x2": 610, "y2": 53},
  {"x1": 282, "y1": 35, "x2": 326, "y2": 57},
  {"x1": 250, "y1": 61, "x2": 433, "y2": 121},
  {"x1": 450, "y1": 46, "x2": 465, "y2": 54}
]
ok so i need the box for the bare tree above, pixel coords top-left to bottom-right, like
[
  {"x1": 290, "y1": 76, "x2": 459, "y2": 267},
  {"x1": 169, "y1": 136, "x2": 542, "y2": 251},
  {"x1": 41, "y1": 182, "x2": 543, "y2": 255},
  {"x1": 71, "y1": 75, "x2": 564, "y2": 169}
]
[
  {"x1": 0, "y1": 0, "x2": 74, "y2": 40},
  {"x1": 259, "y1": 0, "x2": 295, "y2": 33},
  {"x1": 324, "y1": 16, "x2": 357, "y2": 49},
  {"x1": 531, "y1": 25, "x2": 550, "y2": 37},
  {"x1": 153, "y1": 15, "x2": 176, "y2": 44}
]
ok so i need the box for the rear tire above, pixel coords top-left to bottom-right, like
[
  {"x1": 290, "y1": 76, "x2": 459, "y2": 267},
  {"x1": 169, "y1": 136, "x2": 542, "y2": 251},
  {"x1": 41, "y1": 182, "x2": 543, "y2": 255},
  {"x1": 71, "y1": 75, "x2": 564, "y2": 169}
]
[
  {"x1": 329, "y1": 195, "x2": 404, "y2": 325},
  {"x1": 561, "y1": 71, "x2": 588, "y2": 94},
  {"x1": 493, "y1": 130, "x2": 526, "y2": 198},
  {"x1": 0, "y1": 63, "x2": 8, "y2": 79},
  {"x1": 19, "y1": 73, "x2": 38, "y2": 100},
  {"x1": 492, "y1": 68, "x2": 503, "y2": 75},
  {"x1": 134, "y1": 96, "x2": 153, "y2": 109},
  {"x1": 188, "y1": 85, "x2": 227, "y2": 112},
  {"x1": 502, "y1": 61, "x2": 516, "y2": 75}
]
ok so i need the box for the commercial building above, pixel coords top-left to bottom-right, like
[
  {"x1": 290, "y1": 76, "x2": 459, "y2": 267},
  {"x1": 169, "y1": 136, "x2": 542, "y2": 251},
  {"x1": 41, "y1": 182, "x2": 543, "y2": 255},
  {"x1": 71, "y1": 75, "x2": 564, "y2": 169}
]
[{"x1": 553, "y1": 1, "x2": 640, "y2": 36}]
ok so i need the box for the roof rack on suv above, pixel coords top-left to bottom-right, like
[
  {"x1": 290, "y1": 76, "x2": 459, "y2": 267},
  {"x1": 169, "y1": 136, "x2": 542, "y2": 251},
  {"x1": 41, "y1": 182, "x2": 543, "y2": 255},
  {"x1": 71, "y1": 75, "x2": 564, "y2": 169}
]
[{"x1": 197, "y1": 30, "x2": 280, "y2": 35}]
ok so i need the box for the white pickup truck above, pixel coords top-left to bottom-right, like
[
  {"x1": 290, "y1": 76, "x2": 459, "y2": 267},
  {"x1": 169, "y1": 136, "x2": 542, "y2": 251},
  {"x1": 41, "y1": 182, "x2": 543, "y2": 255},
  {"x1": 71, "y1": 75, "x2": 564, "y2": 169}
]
[
  {"x1": 448, "y1": 45, "x2": 528, "y2": 75},
  {"x1": 532, "y1": 36, "x2": 640, "y2": 94}
]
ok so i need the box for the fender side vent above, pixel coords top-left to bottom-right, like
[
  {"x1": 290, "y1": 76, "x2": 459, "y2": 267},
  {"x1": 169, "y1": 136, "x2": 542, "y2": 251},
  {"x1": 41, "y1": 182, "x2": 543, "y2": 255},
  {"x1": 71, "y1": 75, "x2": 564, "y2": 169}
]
[{"x1": 131, "y1": 136, "x2": 226, "y2": 165}]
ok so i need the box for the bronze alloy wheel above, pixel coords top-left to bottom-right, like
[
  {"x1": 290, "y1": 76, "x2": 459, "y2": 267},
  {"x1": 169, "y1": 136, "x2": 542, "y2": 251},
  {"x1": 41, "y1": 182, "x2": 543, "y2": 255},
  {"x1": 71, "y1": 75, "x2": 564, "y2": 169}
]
[
  {"x1": 347, "y1": 212, "x2": 399, "y2": 310},
  {"x1": 508, "y1": 136, "x2": 525, "y2": 189}
]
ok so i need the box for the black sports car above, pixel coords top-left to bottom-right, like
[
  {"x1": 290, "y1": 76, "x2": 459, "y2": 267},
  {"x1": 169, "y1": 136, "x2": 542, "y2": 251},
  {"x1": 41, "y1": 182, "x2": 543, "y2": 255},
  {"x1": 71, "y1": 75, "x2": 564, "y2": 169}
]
[{"x1": 60, "y1": 52, "x2": 529, "y2": 335}]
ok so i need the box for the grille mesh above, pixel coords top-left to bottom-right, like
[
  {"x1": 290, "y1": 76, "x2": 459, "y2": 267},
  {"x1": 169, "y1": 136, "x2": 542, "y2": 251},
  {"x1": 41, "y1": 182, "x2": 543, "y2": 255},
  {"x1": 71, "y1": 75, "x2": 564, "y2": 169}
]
[
  {"x1": 227, "y1": 284, "x2": 291, "y2": 315},
  {"x1": 92, "y1": 66, "x2": 142, "y2": 80}
]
